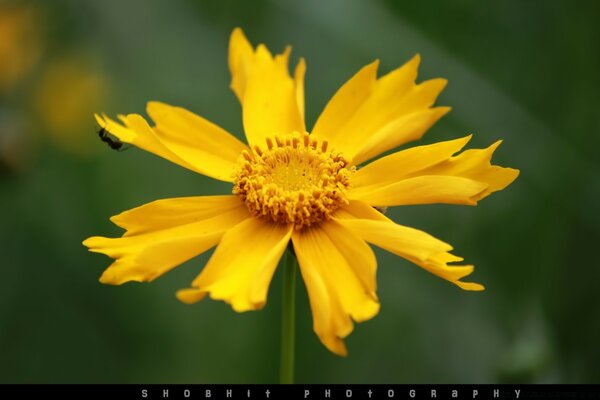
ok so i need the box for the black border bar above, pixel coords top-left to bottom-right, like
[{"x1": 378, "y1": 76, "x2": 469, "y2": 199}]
[{"x1": 1, "y1": 384, "x2": 599, "y2": 400}]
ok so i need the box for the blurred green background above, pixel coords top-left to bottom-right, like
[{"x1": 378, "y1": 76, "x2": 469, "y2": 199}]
[{"x1": 1, "y1": 0, "x2": 599, "y2": 383}]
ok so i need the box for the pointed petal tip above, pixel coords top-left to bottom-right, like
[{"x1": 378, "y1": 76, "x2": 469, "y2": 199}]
[
  {"x1": 231, "y1": 27, "x2": 245, "y2": 40},
  {"x1": 94, "y1": 113, "x2": 106, "y2": 127},
  {"x1": 435, "y1": 106, "x2": 452, "y2": 116},
  {"x1": 176, "y1": 288, "x2": 208, "y2": 304},
  {"x1": 82, "y1": 236, "x2": 102, "y2": 249},
  {"x1": 413, "y1": 53, "x2": 421, "y2": 63},
  {"x1": 323, "y1": 337, "x2": 348, "y2": 357},
  {"x1": 98, "y1": 270, "x2": 120, "y2": 285},
  {"x1": 460, "y1": 282, "x2": 485, "y2": 291}
]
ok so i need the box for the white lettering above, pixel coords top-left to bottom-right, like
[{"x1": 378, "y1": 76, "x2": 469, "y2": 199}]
[
  {"x1": 368, "y1": 389, "x2": 373, "y2": 398},
  {"x1": 473, "y1": 389, "x2": 477, "y2": 398},
  {"x1": 388, "y1": 389, "x2": 394, "y2": 398},
  {"x1": 409, "y1": 389, "x2": 416, "y2": 398},
  {"x1": 515, "y1": 389, "x2": 521, "y2": 398},
  {"x1": 452, "y1": 390, "x2": 458, "y2": 398},
  {"x1": 247, "y1": 389, "x2": 251, "y2": 398},
  {"x1": 184, "y1": 389, "x2": 191, "y2": 398},
  {"x1": 431, "y1": 389, "x2": 437, "y2": 398},
  {"x1": 141, "y1": 389, "x2": 148, "y2": 398},
  {"x1": 265, "y1": 389, "x2": 270, "y2": 398},
  {"x1": 203, "y1": 389, "x2": 208, "y2": 398},
  {"x1": 325, "y1": 389, "x2": 331, "y2": 398},
  {"x1": 493, "y1": 389, "x2": 499, "y2": 398},
  {"x1": 226, "y1": 389, "x2": 233, "y2": 398},
  {"x1": 346, "y1": 389, "x2": 352, "y2": 397},
  {"x1": 163, "y1": 389, "x2": 169, "y2": 398},
  {"x1": 304, "y1": 390, "x2": 310, "y2": 398}
]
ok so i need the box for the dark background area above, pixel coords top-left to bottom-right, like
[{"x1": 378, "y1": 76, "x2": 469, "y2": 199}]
[{"x1": 1, "y1": 0, "x2": 599, "y2": 383}]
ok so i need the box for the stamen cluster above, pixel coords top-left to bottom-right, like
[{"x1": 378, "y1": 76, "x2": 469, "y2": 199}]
[{"x1": 233, "y1": 132, "x2": 353, "y2": 229}]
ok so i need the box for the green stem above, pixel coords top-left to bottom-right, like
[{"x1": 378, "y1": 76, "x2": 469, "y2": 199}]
[{"x1": 279, "y1": 250, "x2": 296, "y2": 384}]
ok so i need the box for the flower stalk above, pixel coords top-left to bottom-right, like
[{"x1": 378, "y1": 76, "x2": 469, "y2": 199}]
[{"x1": 280, "y1": 249, "x2": 296, "y2": 384}]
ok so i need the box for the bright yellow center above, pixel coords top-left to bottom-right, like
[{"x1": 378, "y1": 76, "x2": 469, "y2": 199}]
[{"x1": 233, "y1": 132, "x2": 353, "y2": 229}]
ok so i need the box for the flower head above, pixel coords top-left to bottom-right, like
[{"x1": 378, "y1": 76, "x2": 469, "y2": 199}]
[{"x1": 84, "y1": 28, "x2": 518, "y2": 356}]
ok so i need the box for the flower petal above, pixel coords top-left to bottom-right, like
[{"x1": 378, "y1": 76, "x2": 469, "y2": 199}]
[
  {"x1": 95, "y1": 107, "x2": 245, "y2": 182},
  {"x1": 352, "y1": 107, "x2": 451, "y2": 164},
  {"x1": 177, "y1": 217, "x2": 292, "y2": 312},
  {"x1": 96, "y1": 113, "x2": 197, "y2": 173},
  {"x1": 146, "y1": 101, "x2": 248, "y2": 178},
  {"x1": 415, "y1": 140, "x2": 520, "y2": 201},
  {"x1": 228, "y1": 27, "x2": 255, "y2": 102},
  {"x1": 83, "y1": 196, "x2": 250, "y2": 285},
  {"x1": 352, "y1": 135, "x2": 472, "y2": 189},
  {"x1": 350, "y1": 137, "x2": 518, "y2": 205},
  {"x1": 349, "y1": 175, "x2": 488, "y2": 206},
  {"x1": 292, "y1": 222, "x2": 380, "y2": 356},
  {"x1": 311, "y1": 60, "x2": 379, "y2": 141},
  {"x1": 294, "y1": 57, "x2": 306, "y2": 122},
  {"x1": 228, "y1": 28, "x2": 305, "y2": 146},
  {"x1": 336, "y1": 203, "x2": 484, "y2": 291},
  {"x1": 312, "y1": 55, "x2": 448, "y2": 163}
]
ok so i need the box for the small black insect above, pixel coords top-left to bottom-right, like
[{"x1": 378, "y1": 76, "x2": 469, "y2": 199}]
[{"x1": 97, "y1": 127, "x2": 124, "y2": 151}]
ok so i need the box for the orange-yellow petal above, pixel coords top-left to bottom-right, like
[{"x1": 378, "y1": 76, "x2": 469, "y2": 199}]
[
  {"x1": 312, "y1": 55, "x2": 448, "y2": 163},
  {"x1": 83, "y1": 196, "x2": 250, "y2": 285},
  {"x1": 349, "y1": 175, "x2": 488, "y2": 206},
  {"x1": 336, "y1": 203, "x2": 484, "y2": 291},
  {"x1": 352, "y1": 107, "x2": 451, "y2": 164},
  {"x1": 177, "y1": 217, "x2": 292, "y2": 312},
  {"x1": 311, "y1": 60, "x2": 379, "y2": 141},
  {"x1": 292, "y1": 222, "x2": 380, "y2": 356},
  {"x1": 146, "y1": 101, "x2": 247, "y2": 178},
  {"x1": 351, "y1": 135, "x2": 472, "y2": 189},
  {"x1": 228, "y1": 27, "x2": 255, "y2": 102},
  {"x1": 415, "y1": 140, "x2": 520, "y2": 201},
  {"x1": 95, "y1": 105, "x2": 246, "y2": 182},
  {"x1": 294, "y1": 57, "x2": 306, "y2": 122},
  {"x1": 350, "y1": 137, "x2": 518, "y2": 205},
  {"x1": 228, "y1": 28, "x2": 305, "y2": 146}
]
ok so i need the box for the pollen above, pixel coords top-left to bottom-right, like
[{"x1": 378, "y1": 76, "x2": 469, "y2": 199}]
[{"x1": 233, "y1": 132, "x2": 353, "y2": 229}]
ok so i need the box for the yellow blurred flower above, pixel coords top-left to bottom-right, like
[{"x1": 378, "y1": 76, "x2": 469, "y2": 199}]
[
  {"x1": 34, "y1": 57, "x2": 109, "y2": 155},
  {"x1": 84, "y1": 28, "x2": 518, "y2": 355},
  {"x1": 0, "y1": 4, "x2": 41, "y2": 95}
]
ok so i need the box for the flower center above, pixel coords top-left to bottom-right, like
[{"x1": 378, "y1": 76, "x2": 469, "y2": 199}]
[{"x1": 233, "y1": 132, "x2": 353, "y2": 229}]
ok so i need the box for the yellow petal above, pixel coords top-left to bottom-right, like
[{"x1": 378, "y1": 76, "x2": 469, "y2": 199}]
[
  {"x1": 96, "y1": 113, "x2": 196, "y2": 173},
  {"x1": 416, "y1": 140, "x2": 520, "y2": 201},
  {"x1": 292, "y1": 222, "x2": 380, "y2": 356},
  {"x1": 350, "y1": 136, "x2": 518, "y2": 206},
  {"x1": 146, "y1": 101, "x2": 247, "y2": 180},
  {"x1": 110, "y1": 195, "x2": 244, "y2": 236},
  {"x1": 294, "y1": 58, "x2": 306, "y2": 122},
  {"x1": 95, "y1": 108, "x2": 245, "y2": 182},
  {"x1": 312, "y1": 55, "x2": 448, "y2": 162},
  {"x1": 336, "y1": 212, "x2": 484, "y2": 291},
  {"x1": 352, "y1": 107, "x2": 451, "y2": 164},
  {"x1": 311, "y1": 60, "x2": 379, "y2": 141},
  {"x1": 83, "y1": 196, "x2": 250, "y2": 285},
  {"x1": 228, "y1": 28, "x2": 305, "y2": 146},
  {"x1": 349, "y1": 175, "x2": 488, "y2": 206},
  {"x1": 228, "y1": 27, "x2": 254, "y2": 102},
  {"x1": 177, "y1": 217, "x2": 292, "y2": 312},
  {"x1": 352, "y1": 135, "x2": 472, "y2": 189},
  {"x1": 335, "y1": 199, "x2": 391, "y2": 222}
]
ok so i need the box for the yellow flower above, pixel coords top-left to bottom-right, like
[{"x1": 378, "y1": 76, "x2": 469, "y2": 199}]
[{"x1": 83, "y1": 28, "x2": 519, "y2": 356}]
